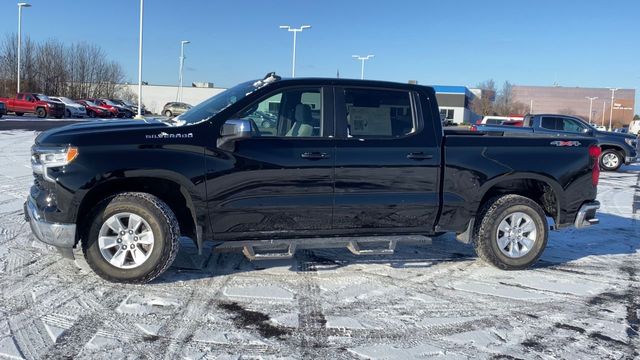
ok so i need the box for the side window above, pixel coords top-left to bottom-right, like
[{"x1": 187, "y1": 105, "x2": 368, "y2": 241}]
[
  {"x1": 342, "y1": 88, "x2": 415, "y2": 138},
  {"x1": 25, "y1": 95, "x2": 34, "y2": 102},
  {"x1": 237, "y1": 87, "x2": 323, "y2": 137},
  {"x1": 17, "y1": 94, "x2": 24, "y2": 100},
  {"x1": 540, "y1": 117, "x2": 560, "y2": 130},
  {"x1": 561, "y1": 118, "x2": 584, "y2": 133}
]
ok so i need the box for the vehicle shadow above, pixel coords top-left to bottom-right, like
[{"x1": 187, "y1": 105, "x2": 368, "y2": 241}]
[{"x1": 155, "y1": 211, "x2": 638, "y2": 284}]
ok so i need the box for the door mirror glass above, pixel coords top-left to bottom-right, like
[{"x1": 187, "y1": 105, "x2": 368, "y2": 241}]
[{"x1": 217, "y1": 119, "x2": 254, "y2": 150}]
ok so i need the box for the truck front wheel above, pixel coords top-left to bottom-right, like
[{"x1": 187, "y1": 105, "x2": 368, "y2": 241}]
[
  {"x1": 82, "y1": 192, "x2": 180, "y2": 283},
  {"x1": 599, "y1": 149, "x2": 623, "y2": 172},
  {"x1": 473, "y1": 194, "x2": 548, "y2": 270},
  {"x1": 36, "y1": 108, "x2": 47, "y2": 118}
]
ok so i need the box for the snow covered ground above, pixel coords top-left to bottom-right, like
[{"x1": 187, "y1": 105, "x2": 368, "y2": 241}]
[{"x1": 0, "y1": 130, "x2": 638, "y2": 359}]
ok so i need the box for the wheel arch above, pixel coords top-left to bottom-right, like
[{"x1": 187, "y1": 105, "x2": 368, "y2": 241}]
[{"x1": 76, "y1": 176, "x2": 201, "y2": 251}]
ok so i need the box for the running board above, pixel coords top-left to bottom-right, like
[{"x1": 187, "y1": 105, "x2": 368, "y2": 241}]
[{"x1": 215, "y1": 235, "x2": 432, "y2": 261}]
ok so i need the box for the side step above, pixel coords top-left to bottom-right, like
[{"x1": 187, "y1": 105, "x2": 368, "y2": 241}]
[{"x1": 216, "y1": 235, "x2": 431, "y2": 261}]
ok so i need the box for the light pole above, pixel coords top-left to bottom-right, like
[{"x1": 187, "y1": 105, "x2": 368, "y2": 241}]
[
  {"x1": 601, "y1": 101, "x2": 606, "y2": 127},
  {"x1": 352, "y1": 55, "x2": 374, "y2": 80},
  {"x1": 608, "y1": 88, "x2": 618, "y2": 131},
  {"x1": 529, "y1": 99, "x2": 533, "y2": 113},
  {"x1": 279, "y1": 25, "x2": 311, "y2": 78},
  {"x1": 177, "y1": 40, "x2": 190, "y2": 102},
  {"x1": 134, "y1": 0, "x2": 144, "y2": 119},
  {"x1": 17, "y1": 2, "x2": 31, "y2": 94},
  {"x1": 585, "y1": 96, "x2": 598, "y2": 124}
]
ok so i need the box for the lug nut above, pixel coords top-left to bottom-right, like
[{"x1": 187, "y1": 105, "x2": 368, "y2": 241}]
[
  {"x1": 129, "y1": 230, "x2": 134, "y2": 234},
  {"x1": 134, "y1": 236, "x2": 138, "y2": 241},
  {"x1": 117, "y1": 238, "x2": 122, "y2": 243},
  {"x1": 120, "y1": 231, "x2": 125, "y2": 235},
  {"x1": 121, "y1": 245, "x2": 127, "y2": 250},
  {"x1": 130, "y1": 244, "x2": 135, "y2": 249}
]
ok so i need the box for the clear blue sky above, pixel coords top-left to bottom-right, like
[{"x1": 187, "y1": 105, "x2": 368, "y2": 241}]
[{"x1": 1, "y1": 0, "x2": 638, "y2": 111}]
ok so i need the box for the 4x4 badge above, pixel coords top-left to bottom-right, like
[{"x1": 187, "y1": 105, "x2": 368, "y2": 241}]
[{"x1": 550, "y1": 140, "x2": 581, "y2": 147}]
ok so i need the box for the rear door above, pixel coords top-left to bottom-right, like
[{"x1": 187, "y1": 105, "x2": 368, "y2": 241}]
[
  {"x1": 332, "y1": 86, "x2": 441, "y2": 232},
  {"x1": 205, "y1": 86, "x2": 336, "y2": 239}
]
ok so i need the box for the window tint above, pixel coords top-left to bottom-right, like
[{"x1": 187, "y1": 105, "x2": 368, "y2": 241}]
[
  {"x1": 237, "y1": 87, "x2": 323, "y2": 137},
  {"x1": 343, "y1": 88, "x2": 415, "y2": 138},
  {"x1": 540, "y1": 117, "x2": 560, "y2": 130},
  {"x1": 560, "y1": 118, "x2": 584, "y2": 133}
]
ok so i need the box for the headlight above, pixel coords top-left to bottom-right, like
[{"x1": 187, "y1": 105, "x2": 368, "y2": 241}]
[
  {"x1": 624, "y1": 138, "x2": 637, "y2": 147},
  {"x1": 31, "y1": 146, "x2": 79, "y2": 182}
]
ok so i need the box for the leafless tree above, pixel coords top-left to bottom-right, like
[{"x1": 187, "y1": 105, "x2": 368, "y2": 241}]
[
  {"x1": 470, "y1": 79, "x2": 497, "y2": 116},
  {"x1": 0, "y1": 34, "x2": 125, "y2": 99}
]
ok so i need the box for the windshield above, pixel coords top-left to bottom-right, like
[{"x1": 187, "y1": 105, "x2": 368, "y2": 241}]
[
  {"x1": 34, "y1": 94, "x2": 52, "y2": 102},
  {"x1": 104, "y1": 100, "x2": 119, "y2": 106},
  {"x1": 175, "y1": 80, "x2": 257, "y2": 125},
  {"x1": 59, "y1": 97, "x2": 74, "y2": 104},
  {"x1": 83, "y1": 100, "x2": 98, "y2": 107}
]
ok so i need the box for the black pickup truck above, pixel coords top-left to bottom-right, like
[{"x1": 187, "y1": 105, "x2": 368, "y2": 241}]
[
  {"x1": 25, "y1": 74, "x2": 601, "y2": 283},
  {"x1": 474, "y1": 114, "x2": 638, "y2": 171}
]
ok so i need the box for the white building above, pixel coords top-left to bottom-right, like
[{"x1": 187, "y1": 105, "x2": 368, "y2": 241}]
[{"x1": 122, "y1": 83, "x2": 225, "y2": 115}]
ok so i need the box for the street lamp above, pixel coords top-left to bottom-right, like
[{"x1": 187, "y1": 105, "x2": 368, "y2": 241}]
[
  {"x1": 279, "y1": 25, "x2": 311, "y2": 78},
  {"x1": 352, "y1": 55, "x2": 374, "y2": 80},
  {"x1": 17, "y1": 2, "x2": 31, "y2": 94},
  {"x1": 608, "y1": 88, "x2": 619, "y2": 131},
  {"x1": 177, "y1": 40, "x2": 190, "y2": 102},
  {"x1": 135, "y1": 0, "x2": 144, "y2": 119},
  {"x1": 585, "y1": 96, "x2": 598, "y2": 124}
]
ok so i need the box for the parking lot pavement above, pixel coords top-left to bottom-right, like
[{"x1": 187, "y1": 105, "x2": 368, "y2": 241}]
[{"x1": 0, "y1": 130, "x2": 638, "y2": 359}]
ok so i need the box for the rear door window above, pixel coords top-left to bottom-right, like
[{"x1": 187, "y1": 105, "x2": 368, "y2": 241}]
[{"x1": 540, "y1": 117, "x2": 561, "y2": 130}]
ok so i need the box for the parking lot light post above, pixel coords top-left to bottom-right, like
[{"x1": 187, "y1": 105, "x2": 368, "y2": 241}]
[
  {"x1": 602, "y1": 101, "x2": 606, "y2": 127},
  {"x1": 279, "y1": 25, "x2": 311, "y2": 78},
  {"x1": 135, "y1": 0, "x2": 144, "y2": 120},
  {"x1": 608, "y1": 88, "x2": 618, "y2": 131},
  {"x1": 352, "y1": 55, "x2": 374, "y2": 80},
  {"x1": 585, "y1": 96, "x2": 598, "y2": 124},
  {"x1": 17, "y1": 2, "x2": 31, "y2": 94},
  {"x1": 177, "y1": 40, "x2": 190, "y2": 102}
]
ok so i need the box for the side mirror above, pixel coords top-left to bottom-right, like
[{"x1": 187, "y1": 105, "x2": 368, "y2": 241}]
[
  {"x1": 217, "y1": 119, "x2": 254, "y2": 151},
  {"x1": 582, "y1": 128, "x2": 593, "y2": 136}
]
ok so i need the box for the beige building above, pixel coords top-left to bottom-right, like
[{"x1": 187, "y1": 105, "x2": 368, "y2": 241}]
[{"x1": 512, "y1": 86, "x2": 635, "y2": 127}]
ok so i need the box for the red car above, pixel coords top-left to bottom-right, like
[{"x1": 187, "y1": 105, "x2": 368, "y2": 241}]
[
  {"x1": 0, "y1": 92, "x2": 65, "y2": 118},
  {"x1": 83, "y1": 98, "x2": 121, "y2": 118},
  {"x1": 76, "y1": 100, "x2": 112, "y2": 118}
]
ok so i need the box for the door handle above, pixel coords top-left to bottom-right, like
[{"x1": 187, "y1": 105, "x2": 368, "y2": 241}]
[
  {"x1": 406, "y1": 152, "x2": 433, "y2": 160},
  {"x1": 301, "y1": 152, "x2": 330, "y2": 160}
]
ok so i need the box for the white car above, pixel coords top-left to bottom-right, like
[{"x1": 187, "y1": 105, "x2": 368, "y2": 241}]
[
  {"x1": 594, "y1": 125, "x2": 608, "y2": 131},
  {"x1": 50, "y1": 97, "x2": 87, "y2": 118},
  {"x1": 629, "y1": 120, "x2": 640, "y2": 136},
  {"x1": 479, "y1": 115, "x2": 524, "y2": 125}
]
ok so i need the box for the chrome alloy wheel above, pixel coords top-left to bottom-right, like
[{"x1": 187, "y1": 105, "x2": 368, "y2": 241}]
[
  {"x1": 496, "y1": 212, "x2": 537, "y2": 258},
  {"x1": 98, "y1": 212, "x2": 155, "y2": 269},
  {"x1": 601, "y1": 153, "x2": 619, "y2": 169}
]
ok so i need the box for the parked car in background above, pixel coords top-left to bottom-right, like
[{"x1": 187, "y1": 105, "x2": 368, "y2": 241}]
[
  {"x1": 162, "y1": 102, "x2": 192, "y2": 117},
  {"x1": 613, "y1": 127, "x2": 628, "y2": 134},
  {"x1": 473, "y1": 114, "x2": 638, "y2": 171},
  {"x1": 0, "y1": 101, "x2": 6, "y2": 118},
  {"x1": 76, "y1": 100, "x2": 112, "y2": 118},
  {"x1": 100, "y1": 99, "x2": 134, "y2": 118},
  {"x1": 50, "y1": 97, "x2": 87, "y2": 118},
  {"x1": 595, "y1": 125, "x2": 607, "y2": 131},
  {"x1": 0, "y1": 92, "x2": 65, "y2": 118},
  {"x1": 83, "y1": 99, "x2": 120, "y2": 118},
  {"x1": 629, "y1": 120, "x2": 640, "y2": 135},
  {"x1": 121, "y1": 100, "x2": 148, "y2": 115}
]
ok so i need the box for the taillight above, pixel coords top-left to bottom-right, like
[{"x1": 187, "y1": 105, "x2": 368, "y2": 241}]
[
  {"x1": 589, "y1": 144, "x2": 601, "y2": 186},
  {"x1": 470, "y1": 125, "x2": 478, "y2": 132}
]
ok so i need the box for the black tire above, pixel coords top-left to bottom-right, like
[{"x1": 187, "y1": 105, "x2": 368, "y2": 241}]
[
  {"x1": 472, "y1": 194, "x2": 548, "y2": 270},
  {"x1": 82, "y1": 192, "x2": 180, "y2": 283},
  {"x1": 88, "y1": 110, "x2": 96, "y2": 118},
  {"x1": 599, "y1": 149, "x2": 623, "y2": 172},
  {"x1": 164, "y1": 110, "x2": 172, "y2": 118},
  {"x1": 66, "y1": 109, "x2": 71, "y2": 118},
  {"x1": 36, "y1": 108, "x2": 46, "y2": 118},
  {"x1": 15, "y1": 112, "x2": 23, "y2": 116}
]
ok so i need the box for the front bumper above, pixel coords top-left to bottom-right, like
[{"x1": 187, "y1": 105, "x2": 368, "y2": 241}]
[
  {"x1": 24, "y1": 196, "x2": 76, "y2": 248},
  {"x1": 625, "y1": 156, "x2": 638, "y2": 164},
  {"x1": 574, "y1": 201, "x2": 600, "y2": 229}
]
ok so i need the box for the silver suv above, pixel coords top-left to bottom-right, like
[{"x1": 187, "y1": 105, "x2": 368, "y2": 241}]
[{"x1": 162, "y1": 102, "x2": 192, "y2": 118}]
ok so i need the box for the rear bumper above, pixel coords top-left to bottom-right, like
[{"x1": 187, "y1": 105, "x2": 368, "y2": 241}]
[
  {"x1": 24, "y1": 196, "x2": 76, "y2": 248},
  {"x1": 574, "y1": 201, "x2": 600, "y2": 229}
]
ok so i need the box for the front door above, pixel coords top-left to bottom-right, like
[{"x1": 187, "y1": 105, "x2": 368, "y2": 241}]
[
  {"x1": 332, "y1": 86, "x2": 441, "y2": 233},
  {"x1": 205, "y1": 86, "x2": 335, "y2": 239}
]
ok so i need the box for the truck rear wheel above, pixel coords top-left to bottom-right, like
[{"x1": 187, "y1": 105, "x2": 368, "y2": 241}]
[
  {"x1": 82, "y1": 192, "x2": 180, "y2": 283},
  {"x1": 473, "y1": 194, "x2": 548, "y2": 270},
  {"x1": 36, "y1": 108, "x2": 46, "y2": 118},
  {"x1": 599, "y1": 149, "x2": 623, "y2": 172}
]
